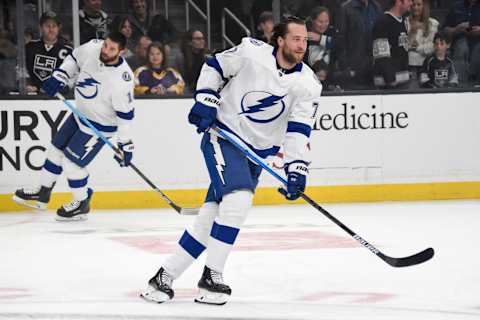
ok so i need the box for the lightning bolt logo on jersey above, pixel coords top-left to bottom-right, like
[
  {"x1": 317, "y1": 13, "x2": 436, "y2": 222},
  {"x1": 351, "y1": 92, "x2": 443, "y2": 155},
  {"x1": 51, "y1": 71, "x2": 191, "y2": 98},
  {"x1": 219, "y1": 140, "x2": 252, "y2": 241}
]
[
  {"x1": 239, "y1": 92, "x2": 286, "y2": 123},
  {"x1": 76, "y1": 77, "x2": 101, "y2": 99},
  {"x1": 55, "y1": 39, "x2": 135, "y2": 132},
  {"x1": 198, "y1": 37, "x2": 322, "y2": 159}
]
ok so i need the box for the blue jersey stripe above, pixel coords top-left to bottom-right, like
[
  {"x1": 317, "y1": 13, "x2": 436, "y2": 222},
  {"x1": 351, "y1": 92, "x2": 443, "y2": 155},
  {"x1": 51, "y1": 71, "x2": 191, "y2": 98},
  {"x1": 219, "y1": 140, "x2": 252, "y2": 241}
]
[
  {"x1": 287, "y1": 121, "x2": 312, "y2": 137},
  {"x1": 116, "y1": 109, "x2": 134, "y2": 120},
  {"x1": 206, "y1": 56, "x2": 227, "y2": 81}
]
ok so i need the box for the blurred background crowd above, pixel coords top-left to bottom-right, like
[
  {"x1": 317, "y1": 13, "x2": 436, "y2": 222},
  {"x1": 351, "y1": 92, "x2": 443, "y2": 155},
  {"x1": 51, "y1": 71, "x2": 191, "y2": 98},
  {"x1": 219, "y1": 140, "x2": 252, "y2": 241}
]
[{"x1": 0, "y1": 0, "x2": 476, "y2": 95}]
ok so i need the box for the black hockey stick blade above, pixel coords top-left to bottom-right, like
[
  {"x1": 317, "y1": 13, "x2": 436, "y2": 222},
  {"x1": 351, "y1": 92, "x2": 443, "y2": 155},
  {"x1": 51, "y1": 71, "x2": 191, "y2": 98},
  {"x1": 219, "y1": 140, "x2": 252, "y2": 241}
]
[{"x1": 379, "y1": 247, "x2": 435, "y2": 267}]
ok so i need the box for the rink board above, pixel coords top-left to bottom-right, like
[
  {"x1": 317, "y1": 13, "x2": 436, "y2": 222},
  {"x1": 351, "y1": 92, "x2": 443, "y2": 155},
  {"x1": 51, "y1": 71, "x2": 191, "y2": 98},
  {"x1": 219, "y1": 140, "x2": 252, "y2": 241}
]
[{"x1": 1, "y1": 93, "x2": 479, "y2": 211}]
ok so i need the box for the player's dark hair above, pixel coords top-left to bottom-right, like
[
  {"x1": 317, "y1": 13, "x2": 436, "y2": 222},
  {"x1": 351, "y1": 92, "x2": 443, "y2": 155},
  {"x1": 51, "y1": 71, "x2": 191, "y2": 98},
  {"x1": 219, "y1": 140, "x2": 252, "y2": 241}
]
[
  {"x1": 270, "y1": 16, "x2": 306, "y2": 49},
  {"x1": 434, "y1": 31, "x2": 451, "y2": 44},
  {"x1": 107, "y1": 31, "x2": 127, "y2": 50}
]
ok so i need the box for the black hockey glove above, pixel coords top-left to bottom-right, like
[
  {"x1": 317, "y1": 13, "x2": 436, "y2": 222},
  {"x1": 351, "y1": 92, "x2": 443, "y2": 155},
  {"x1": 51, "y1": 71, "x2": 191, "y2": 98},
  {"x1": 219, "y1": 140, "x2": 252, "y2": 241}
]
[
  {"x1": 114, "y1": 141, "x2": 134, "y2": 167},
  {"x1": 278, "y1": 160, "x2": 308, "y2": 200}
]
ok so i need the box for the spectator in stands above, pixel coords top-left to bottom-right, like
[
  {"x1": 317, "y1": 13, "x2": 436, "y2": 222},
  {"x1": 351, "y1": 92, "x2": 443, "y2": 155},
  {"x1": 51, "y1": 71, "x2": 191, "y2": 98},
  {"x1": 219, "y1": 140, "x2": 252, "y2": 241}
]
[
  {"x1": 181, "y1": 29, "x2": 209, "y2": 93},
  {"x1": 25, "y1": 11, "x2": 72, "y2": 94},
  {"x1": 134, "y1": 42, "x2": 185, "y2": 95},
  {"x1": 111, "y1": 16, "x2": 135, "y2": 58},
  {"x1": 406, "y1": 0, "x2": 439, "y2": 87},
  {"x1": 128, "y1": 0, "x2": 177, "y2": 47},
  {"x1": 336, "y1": 0, "x2": 383, "y2": 89},
  {"x1": 257, "y1": 11, "x2": 275, "y2": 43},
  {"x1": 419, "y1": 31, "x2": 459, "y2": 87},
  {"x1": 305, "y1": 6, "x2": 338, "y2": 69},
  {"x1": 127, "y1": 35, "x2": 152, "y2": 71},
  {"x1": 443, "y1": 0, "x2": 480, "y2": 85},
  {"x1": 79, "y1": 0, "x2": 109, "y2": 44},
  {"x1": 297, "y1": 0, "x2": 342, "y2": 26},
  {"x1": 372, "y1": 0, "x2": 412, "y2": 89}
]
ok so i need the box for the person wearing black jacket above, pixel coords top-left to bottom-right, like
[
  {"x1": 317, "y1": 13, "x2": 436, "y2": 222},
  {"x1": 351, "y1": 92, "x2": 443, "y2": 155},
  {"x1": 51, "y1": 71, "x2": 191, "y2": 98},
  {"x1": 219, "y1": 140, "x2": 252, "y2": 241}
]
[
  {"x1": 336, "y1": 0, "x2": 383, "y2": 89},
  {"x1": 372, "y1": 0, "x2": 412, "y2": 88},
  {"x1": 25, "y1": 11, "x2": 72, "y2": 94},
  {"x1": 79, "y1": 0, "x2": 110, "y2": 44}
]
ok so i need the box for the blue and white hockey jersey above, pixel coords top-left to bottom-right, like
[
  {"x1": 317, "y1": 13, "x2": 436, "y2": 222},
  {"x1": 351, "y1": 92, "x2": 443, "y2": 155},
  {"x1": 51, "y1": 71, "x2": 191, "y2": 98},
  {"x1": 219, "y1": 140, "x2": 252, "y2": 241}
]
[
  {"x1": 56, "y1": 39, "x2": 135, "y2": 141},
  {"x1": 197, "y1": 37, "x2": 322, "y2": 163}
]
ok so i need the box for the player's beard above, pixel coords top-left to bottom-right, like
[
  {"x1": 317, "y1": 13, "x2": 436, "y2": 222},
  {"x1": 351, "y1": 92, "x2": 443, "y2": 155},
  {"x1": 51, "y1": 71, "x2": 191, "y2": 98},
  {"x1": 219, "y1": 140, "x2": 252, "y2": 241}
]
[
  {"x1": 281, "y1": 46, "x2": 304, "y2": 65},
  {"x1": 100, "y1": 52, "x2": 119, "y2": 64}
]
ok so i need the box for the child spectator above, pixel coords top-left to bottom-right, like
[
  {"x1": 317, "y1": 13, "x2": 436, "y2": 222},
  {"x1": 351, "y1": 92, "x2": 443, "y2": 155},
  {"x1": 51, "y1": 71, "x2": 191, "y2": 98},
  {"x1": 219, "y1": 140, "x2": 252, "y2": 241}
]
[
  {"x1": 420, "y1": 31, "x2": 459, "y2": 88},
  {"x1": 134, "y1": 42, "x2": 185, "y2": 95}
]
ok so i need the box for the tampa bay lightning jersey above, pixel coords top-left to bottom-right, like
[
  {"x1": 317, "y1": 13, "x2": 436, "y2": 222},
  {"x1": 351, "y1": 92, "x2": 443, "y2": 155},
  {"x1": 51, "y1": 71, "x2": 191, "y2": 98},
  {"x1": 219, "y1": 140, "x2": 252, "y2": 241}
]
[
  {"x1": 197, "y1": 37, "x2": 322, "y2": 163},
  {"x1": 57, "y1": 39, "x2": 135, "y2": 140}
]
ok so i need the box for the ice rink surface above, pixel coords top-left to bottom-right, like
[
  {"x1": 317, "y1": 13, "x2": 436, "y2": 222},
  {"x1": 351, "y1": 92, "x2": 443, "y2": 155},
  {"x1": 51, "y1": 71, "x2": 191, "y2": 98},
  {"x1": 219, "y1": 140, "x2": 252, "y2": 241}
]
[{"x1": 0, "y1": 200, "x2": 479, "y2": 320}]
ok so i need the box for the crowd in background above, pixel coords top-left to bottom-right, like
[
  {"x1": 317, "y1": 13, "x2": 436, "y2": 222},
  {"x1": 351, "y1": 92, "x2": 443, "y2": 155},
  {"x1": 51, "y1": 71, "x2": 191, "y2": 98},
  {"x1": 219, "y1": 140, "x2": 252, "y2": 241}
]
[{"x1": 0, "y1": 0, "x2": 478, "y2": 95}]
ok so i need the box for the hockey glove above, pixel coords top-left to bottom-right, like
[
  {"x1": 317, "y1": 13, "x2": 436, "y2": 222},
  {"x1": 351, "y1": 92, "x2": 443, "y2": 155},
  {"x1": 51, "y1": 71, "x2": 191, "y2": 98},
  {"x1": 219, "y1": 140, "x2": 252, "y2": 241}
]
[
  {"x1": 114, "y1": 141, "x2": 134, "y2": 167},
  {"x1": 278, "y1": 160, "x2": 309, "y2": 200},
  {"x1": 188, "y1": 89, "x2": 220, "y2": 133},
  {"x1": 42, "y1": 69, "x2": 68, "y2": 97}
]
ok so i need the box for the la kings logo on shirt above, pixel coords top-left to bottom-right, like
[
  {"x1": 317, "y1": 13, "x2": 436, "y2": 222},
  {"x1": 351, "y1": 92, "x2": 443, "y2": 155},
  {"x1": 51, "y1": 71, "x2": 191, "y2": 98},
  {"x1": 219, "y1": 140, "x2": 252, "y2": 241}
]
[
  {"x1": 398, "y1": 32, "x2": 409, "y2": 52},
  {"x1": 33, "y1": 55, "x2": 57, "y2": 81},
  {"x1": 33, "y1": 49, "x2": 69, "y2": 81}
]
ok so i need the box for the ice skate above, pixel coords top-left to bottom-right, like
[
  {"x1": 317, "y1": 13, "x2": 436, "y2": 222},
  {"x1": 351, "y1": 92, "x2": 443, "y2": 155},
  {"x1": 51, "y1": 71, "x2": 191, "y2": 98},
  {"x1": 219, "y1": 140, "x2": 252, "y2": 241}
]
[
  {"x1": 194, "y1": 266, "x2": 231, "y2": 305},
  {"x1": 12, "y1": 184, "x2": 54, "y2": 210},
  {"x1": 140, "y1": 267, "x2": 174, "y2": 303},
  {"x1": 55, "y1": 188, "x2": 93, "y2": 221}
]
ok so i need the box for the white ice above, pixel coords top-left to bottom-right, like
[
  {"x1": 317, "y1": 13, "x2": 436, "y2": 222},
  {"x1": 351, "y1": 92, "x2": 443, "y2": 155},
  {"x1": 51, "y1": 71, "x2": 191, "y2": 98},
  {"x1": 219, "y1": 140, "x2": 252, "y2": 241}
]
[{"x1": 0, "y1": 200, "x2": 479, "y2": 320}]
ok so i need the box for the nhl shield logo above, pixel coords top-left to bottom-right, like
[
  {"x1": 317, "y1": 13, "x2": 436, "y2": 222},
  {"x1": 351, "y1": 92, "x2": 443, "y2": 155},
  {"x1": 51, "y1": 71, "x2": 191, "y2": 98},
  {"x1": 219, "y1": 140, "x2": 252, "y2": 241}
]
[{"x1": 239, "y1": 91, "x2": 286, "y2": 123}]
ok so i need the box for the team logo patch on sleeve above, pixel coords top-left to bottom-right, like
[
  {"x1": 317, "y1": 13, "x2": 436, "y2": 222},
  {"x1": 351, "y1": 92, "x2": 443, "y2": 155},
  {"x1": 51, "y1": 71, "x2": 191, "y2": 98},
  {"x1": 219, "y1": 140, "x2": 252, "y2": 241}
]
[
  {"x1": 122, "y1": 71, "x2": 132, "y2": 81},
  {"x1": 249, "y1": 38, "x2": 264, "y2": 46},
  {"x1": 239, "y1": 91, "x2": 286, "y2": 123}
]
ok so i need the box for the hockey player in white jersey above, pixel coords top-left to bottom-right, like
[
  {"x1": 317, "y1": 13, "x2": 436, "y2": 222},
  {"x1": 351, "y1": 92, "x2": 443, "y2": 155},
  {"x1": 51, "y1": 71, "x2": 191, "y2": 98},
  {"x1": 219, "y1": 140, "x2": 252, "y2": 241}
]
[
  {"x1": 13, "y1": 31, "x2": 135, "y2": 221},
  {"x1": 141, "y1": 17, "x2": 322, "y2": 305}
]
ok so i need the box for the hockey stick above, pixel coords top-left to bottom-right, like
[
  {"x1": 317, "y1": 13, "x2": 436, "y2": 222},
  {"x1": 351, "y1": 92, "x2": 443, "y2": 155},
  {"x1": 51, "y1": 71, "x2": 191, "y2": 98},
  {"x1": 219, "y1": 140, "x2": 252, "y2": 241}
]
[
  {"x1": 55, "y1": 93, "x2": 199, "y2": 215},
  {"x1": 211, "y1": 126, "x2": 434, "y2": 267}
]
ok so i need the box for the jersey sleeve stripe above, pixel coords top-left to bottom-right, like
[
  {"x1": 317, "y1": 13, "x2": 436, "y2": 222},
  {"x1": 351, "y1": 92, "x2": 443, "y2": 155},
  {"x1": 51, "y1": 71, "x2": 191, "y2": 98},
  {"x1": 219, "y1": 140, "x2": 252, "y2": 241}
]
[
  {"x1": 54, "y1": 68, "x2": 69, "y2": 77},
  {"x1": 116, "y1": 109, "x2": 135, "y2": 120},
  {"x1": 206, "y1": 56, "x2": 227, "y2": 81},
  {"x1": 69, "y1": 53, "x2": 78, "y2": 64},
  {"x1": 194, "y1": 88, "x2": 221, "y2": 99},
  {"x1": 287, "y1": 121, "x2": 312, "y2": 137}
]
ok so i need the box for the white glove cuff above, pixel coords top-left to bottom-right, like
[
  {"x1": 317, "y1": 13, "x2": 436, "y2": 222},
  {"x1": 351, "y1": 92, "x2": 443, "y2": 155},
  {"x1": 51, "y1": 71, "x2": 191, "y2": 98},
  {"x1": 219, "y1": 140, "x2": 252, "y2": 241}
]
[{"x1": 196, "y1": 93, "x2": 220, "y2": 108}]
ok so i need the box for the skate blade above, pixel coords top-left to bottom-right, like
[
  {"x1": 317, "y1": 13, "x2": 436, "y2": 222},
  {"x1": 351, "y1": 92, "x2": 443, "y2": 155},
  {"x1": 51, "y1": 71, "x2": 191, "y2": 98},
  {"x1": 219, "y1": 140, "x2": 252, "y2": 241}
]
[
  {"x1": 55, "y1": 214, "x2": 88, "y2": 222},
  {"x1": 194, "y1": 288, "x2": 229, "y2": 305},
  {"x1": 12, "y1": 196, "x2": 47, "y2": 210},
  {"x1": 140, "y1": 285, "x2": 171, "y2": 303}
]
